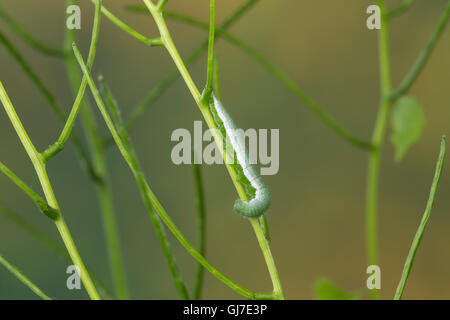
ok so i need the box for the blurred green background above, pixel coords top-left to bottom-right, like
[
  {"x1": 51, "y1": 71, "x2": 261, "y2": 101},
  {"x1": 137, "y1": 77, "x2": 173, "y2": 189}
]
[{"x1": 0, "y1": 0, "x2": 449, "y2": 299}]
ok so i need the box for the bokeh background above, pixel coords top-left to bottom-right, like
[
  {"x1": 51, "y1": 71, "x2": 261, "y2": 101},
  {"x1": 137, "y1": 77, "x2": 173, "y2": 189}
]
[{"x1": 0, "y1": 0, "x2": 449, "y2": 299}]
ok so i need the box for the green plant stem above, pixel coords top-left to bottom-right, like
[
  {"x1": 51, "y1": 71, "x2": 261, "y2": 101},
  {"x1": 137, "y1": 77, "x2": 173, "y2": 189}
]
[
  {"x1": 366, "y1": 0, "x2": 392, "y2": 300},
  {"x1": 192, "y1": 162, "x2": 206, "y2": 299},
  {"x1": 0, "y1": 162, "x2": 59, "y2": 220},
  {"x1": 387, "y1": 0, "x2": 416, "y2": 19},
  {"x1": 87, "y1": 0, "x2": 162, "y2": 47},
  {"x1": 156, "y1": 0, "x2": 168, "y2": 11},
  {"x1": 0, "y1": 201, "x2": 68, "y2": 258},
  {"x1": 390, "y1": 0, "x2": 450, "y2": 101},
  {"x1": 142, "y1": 0, "x2": 284, "y2": 299},
  {"x1": 0, "y1": 80, "x2": 100, "y2": 300},
  {"x1": 122, "y1": 0, "x2": 261, "y2": 133},
  {"x1": 0, "y1": 5, "x2": 65, "y2": 57},
  {"x1": 0, "y1": 29, "x2": 99, "y2": 183},
  {"x1": 160, "y1": 10, "x2": 373, "y2": 151},
  {"x1": 202, "y1": 0, "x2": 215, "y2": 102},
  {"x1": 62, "y1": 0, "x2": 128, "y2": 300},
  {"x1": 0, "y1": 201, "x2": 113, "y2": 299},
  {"x1": 99, "y1": 77, "x2": 189, "y2": 299},
  {"x1": 0, "y1": 254, "x2": 52, "y2": 300},
  {"x1": 43, "y1": 0, "x2": 102, "y2": 161},
  {"x1": 394, "y1": 136, "x2": 446, "y2": 300},
  {"x1": 73, "y1": 43, "x2": 260, "y2": 298}
]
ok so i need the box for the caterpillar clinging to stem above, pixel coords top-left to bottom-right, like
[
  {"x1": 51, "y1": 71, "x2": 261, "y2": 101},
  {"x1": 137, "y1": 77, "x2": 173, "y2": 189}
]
[{"x1": 208, "y1": 93, "x2": 271, "y2": 218}]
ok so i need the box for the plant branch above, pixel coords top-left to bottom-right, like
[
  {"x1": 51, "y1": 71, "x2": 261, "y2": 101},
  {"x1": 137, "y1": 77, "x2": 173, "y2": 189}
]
[
  {"x1": 0, "y1": 254, "x2": 52, "y2": 300},
  {"x1": 73, "y1": 43, "x2": 258, "y2": 299},
  {"x1": 62, "y1": 0, "x2": 128, "y2": 300},
  {"x1": 0, "y1": 201, "x2": 113, "y2": 298},
  {"x1": 121, "y1": 0, "x2": 261, "y2": 134},
  {"x1": 43, "y1": 0, "x2": 102, "y2": 161},
  {"x1": 201, "y1": 0, "x2": 215, "y2": 104},
  {"x1": 141, "y1": 0, "x2": 285, "y2": 299},
  {"x1": 0, "y1": 29, "x2": 99, "y2": 183},
  {"x1": 366, "y1": 0, "x2": 392, "y2": 300},
  {"x1": 157, "y1": 0, "x2": 168, "y2": 12},
  {"x1": 0, "y1": 201, "x2": 68, "y2": 258},
  {"x1": 0, "y1": 162, "x2": 59, "y2": 220},
  {"x1": 87, "y1": 0, "x2": 162, "y2": 46},
  {"x1": 0, "y1": 80, "x2": 100, "y2": 300},
  {"x1": 394, "y1": 136, "x2": 446, "y2": 300},
  {"x1": 390, "y1": 0, "x2": 450, "y2": 101},
  {"x1": 99, "y1": 76, "x2": 189, "y2": 299},
  {"x1": 0, "y1": 5, "x2": 65, "y2": 57},
  {"x1": 159, "y1": 10, "x2": 373, "y2": 150}
]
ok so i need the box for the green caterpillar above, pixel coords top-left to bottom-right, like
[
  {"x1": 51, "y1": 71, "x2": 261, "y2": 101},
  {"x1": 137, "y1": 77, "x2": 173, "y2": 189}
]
[{"x1": 209, "y1": 94, "x2": 270, "y2": 218}]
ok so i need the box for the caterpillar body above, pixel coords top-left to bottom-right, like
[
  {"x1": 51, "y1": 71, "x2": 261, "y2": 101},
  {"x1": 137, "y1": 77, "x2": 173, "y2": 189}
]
[{"x1": 209, "y1": 94, "x2": 270, "y2": 218}]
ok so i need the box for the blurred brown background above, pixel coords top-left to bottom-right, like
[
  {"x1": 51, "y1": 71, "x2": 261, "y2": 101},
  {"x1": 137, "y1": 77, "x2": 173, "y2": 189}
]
[{"x1": 0, "y1": 0, "x2": 449, "y2": 299}]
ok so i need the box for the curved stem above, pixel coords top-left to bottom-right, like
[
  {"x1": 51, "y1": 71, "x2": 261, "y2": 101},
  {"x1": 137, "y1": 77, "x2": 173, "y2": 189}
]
[
  {"x1": 160, "y1": 10, "x2": 373, "y2": 150},
  {"x1": 122, "y1": 0, "x2": 261, "y2": 133},
  {"x1": 366, "y1": 0, "x2": 392, "y2": 300},
  {"x1": 142, "y1": 0, "x2": 284, "y2": 299},
  {"x1": 0, "y1": 5, "x2": 65, "y2": 57},
  {"x1": 99, "y1": 78, "x2": 189, "y2": 299},
  {"x1": 394, "y1": 137, "x2": 446, "y2": 300},
  {"x1": 62, "y1": 0, "x2": 129, "y2": 300},
  {"x1": 390, "y1": 0, "x2": 450, "y2": 101},
  {"x1": 0, "y1": 254, "x2": 52, "y2": 300},
  {"x1": 0, "y1": 81, "x2": 100, "y2": 300},
  {"x1": 73, "y1": 45, "x2": 256, "y2": 298}
]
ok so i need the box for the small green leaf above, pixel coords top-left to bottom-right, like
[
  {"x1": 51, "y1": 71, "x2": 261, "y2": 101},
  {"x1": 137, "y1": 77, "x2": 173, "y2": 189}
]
[
  {"x1": 314, "y1": 278, "x2": 358, "y2": 300},
  {"x1": 390, "y1": 96, "x2": 425, "y2": 162}
]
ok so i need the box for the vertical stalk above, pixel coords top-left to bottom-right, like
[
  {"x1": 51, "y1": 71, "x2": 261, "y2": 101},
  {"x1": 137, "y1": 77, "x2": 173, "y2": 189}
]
[
  {"x1": 63, "y1": 0, "x2": 128, "y2": 299},
  {"x1": 366, "y1": 0, "x2": 391, "y2": 300},
  {"x1": 0, "y1": 81, "x2": 100, "y2": 300},
  {"x1": 143, "y1": 1, "x2": 284, "y2": 299}
]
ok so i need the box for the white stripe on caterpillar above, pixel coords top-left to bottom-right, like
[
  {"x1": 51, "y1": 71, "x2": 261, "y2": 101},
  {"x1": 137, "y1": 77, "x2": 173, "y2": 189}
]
[{"x1": 210, "y1": 94, "x2": 270, "y2": 218}]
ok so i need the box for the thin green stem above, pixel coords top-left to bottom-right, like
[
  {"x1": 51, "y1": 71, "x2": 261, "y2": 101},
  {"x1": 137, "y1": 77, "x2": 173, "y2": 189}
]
[
  {"x1": 63, "y1": 0, "x2": 128, "y2": 300},
  {"x1": 201, "y1": 0, "x2": 215, "y2": 104},
  {"x1": 99, "y1": 77, "x2": 189, "y2": 299},
  {"x1": 390, "y1": 1, "x2": 450, "y2": 101},
  {"x1": 366, "y1": 0, "x2": 392, "y2": 300},
  {"x1": 0, "y1": 201, "x2": 68, "y2": 258},
  {"x1": 88, "y1": 0, "x2": 162, "y2": 47},
  {"x1": 250, "y1": 219, "x2": 284, "y2": 300},
  {"x1": 0, "y1": 5, "x2": 65, "y2": 57},
  {"x1": 121, "y1": 0, "x2": 261, "y2": 134},
  {"x1": 161, "y1": 10, "x2": 373, "y2": 150},
  {"x1": 0, "y1": 201, "x2": 113, "y2": 299},
  {"x1": 0, "y1": 162, "x2": 59, "y2": 220},
  {"x1": 0, "y1": 29, "x2": 99, "y2": 183},
  {"x1": 192, "y1": 162, "x2": 206, "y2": 299},
  {"x1": 43, "y1": 0, "x2": 102, "y2": 161},
  {"x1": 0, "y1": 254, "x2": 52, "y2": 300},
  {"x1": 0, "y1": 80, "x2": 100, "y2": 300},
  {"x1": 142, "y1": 0, "x2": 284, "y2": 299},
  {"x1": 157, "y1": 0, "x2": 168, "y2": 11},
  {"x1": 74, "y1": 43, "x2": 257, "y2": 299},
  {"x1": 394, "y1": 136, "x2": 446, "y2": 300}
]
